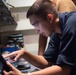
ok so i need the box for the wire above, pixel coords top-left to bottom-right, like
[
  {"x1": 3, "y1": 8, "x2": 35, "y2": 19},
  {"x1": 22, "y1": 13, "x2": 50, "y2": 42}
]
[{"x1": 6, "y1": 3, "x2": 15, "y2": 8}]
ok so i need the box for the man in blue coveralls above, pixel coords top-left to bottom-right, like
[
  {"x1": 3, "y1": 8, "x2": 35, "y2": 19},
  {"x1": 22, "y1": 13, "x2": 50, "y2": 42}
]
[{"x1": 3, "y1": 0, "x2": 76, "y2": 75}]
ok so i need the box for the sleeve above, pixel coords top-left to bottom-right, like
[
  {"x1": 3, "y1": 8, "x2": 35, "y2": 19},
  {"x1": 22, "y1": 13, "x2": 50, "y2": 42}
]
[
  {"x1": 43, "y1": 33, "x2": 60, "y2": 63},
  {"x1": 56, "y1": 13, "x2": 76, "y2": 67}
]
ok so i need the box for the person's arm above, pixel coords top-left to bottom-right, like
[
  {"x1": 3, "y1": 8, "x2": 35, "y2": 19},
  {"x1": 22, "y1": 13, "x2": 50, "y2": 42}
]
[
  {"x1": 57, "y1": 0, "x2": 76, "y2": 13},
  {"x1": 38, "y1": 34, "x2": 47, "y2": 55},
  {"x1": 5, "y1": 49, "x2": 52, "y2": 69},
  {"x1": 3, "y1": 62, "x2": 71, "y2": 75},
  {"x1": 22, "y1": 49, "x2": 52, "y2": 68},
  {"x1": 29, "y1": 65, "x2": 71, "y2": 75}
]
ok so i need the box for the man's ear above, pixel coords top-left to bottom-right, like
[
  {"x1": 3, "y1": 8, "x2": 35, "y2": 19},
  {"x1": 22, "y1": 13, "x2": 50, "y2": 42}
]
[{"x1": 47, "y1": 14, "x2": 53, "y2": 22}]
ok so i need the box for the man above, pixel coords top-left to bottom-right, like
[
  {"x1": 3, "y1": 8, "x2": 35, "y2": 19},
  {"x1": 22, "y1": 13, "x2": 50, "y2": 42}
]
[
  {"x1": 38, "y1": 0, "x2": 76, "y2": 55},
  {"x1": 3, "y1": 0, "x2": 76, "y2": 75}
]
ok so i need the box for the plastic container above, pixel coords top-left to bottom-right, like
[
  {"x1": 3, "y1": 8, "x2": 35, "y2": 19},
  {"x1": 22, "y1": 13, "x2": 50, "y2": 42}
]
[{"x1": 1, "y1": 46, "x2": 19, "y2": 53}]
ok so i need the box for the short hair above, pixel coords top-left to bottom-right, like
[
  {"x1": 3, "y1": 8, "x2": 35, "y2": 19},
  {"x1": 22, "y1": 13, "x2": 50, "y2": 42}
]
[{"x1": 26, "y1": 0, "x2": 59, "y2": 20}]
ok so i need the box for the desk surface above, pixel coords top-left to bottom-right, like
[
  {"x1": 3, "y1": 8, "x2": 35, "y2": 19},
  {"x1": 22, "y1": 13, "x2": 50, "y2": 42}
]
[{"x1": 20, "y1": 63, "x2": 40, "y2": 73}]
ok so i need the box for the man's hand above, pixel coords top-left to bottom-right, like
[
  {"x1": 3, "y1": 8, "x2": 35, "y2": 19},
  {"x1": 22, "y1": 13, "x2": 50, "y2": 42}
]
[
  {"x1": 4, "y1": 50, "x2": 26, "y2": 63},
  {"x1": 3, "y1": 62, "x2": 26, "y2": 75}
]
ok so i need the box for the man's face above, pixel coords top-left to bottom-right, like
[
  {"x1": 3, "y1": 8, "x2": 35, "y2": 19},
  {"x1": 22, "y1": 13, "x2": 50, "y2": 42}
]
[{"x1": 29, "y1": 14, "x2": 55, "y2": 37}]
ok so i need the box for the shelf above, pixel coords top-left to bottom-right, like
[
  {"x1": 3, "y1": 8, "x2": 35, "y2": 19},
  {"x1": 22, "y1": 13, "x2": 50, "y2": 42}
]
[
  {"x1": 7, "y1": 0, "x2": 36, "y2": 8},
  {"x1": 10, "y1": 6, "x2": 30, "y2": 13},
  {"x1": 0, "y1": 0, "x2": 36, "y2": 32},
  {"x1": 0, "y1": 19, "x2": 34, "y2": 32},
  {"x1": 0, "y1": 11, "x2": 34, "y2": 32}
]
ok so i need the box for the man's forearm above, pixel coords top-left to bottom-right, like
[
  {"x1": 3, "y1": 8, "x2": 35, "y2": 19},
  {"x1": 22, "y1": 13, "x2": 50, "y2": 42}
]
[
  {"x1": 31, "y1": 65, "x2": 71, "y2": 75},
  {"x1": 38, "y1": 34, "x2": 47, "y2": 55},
  {"x1": 23, "y1": 50, "x2": 52, "y2": 68}
]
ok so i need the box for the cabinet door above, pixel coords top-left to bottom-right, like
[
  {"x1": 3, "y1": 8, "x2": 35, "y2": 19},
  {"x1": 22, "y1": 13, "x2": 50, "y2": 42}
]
[{"x1": 6, "y1": 0, "x2": 36, "y2": 7}]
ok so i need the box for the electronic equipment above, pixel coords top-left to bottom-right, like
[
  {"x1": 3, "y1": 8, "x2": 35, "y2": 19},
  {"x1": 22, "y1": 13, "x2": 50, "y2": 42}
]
[{"x1": 0, "y1": 55, "x2": 11, "y2": 75}]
